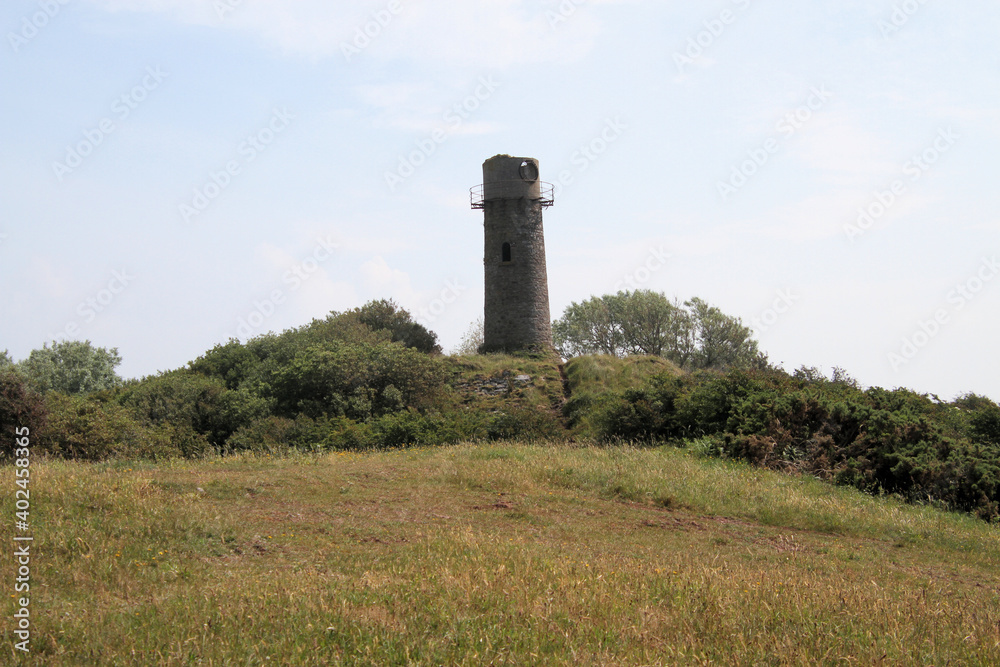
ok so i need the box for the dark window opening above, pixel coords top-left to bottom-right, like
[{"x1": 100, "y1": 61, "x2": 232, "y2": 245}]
[{"x1": 502, "y1": 242, "x2": 512, "y2": 263}]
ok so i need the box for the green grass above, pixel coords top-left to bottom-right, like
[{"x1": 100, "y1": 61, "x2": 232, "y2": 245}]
[
  {"x1": 444, "y1": 352, "x2": 567, "y2": 415},
  {"x1": 564, "y1": 354, "x2": 681, "y2": 397},
  {"x1": 562, "y1": 355, "x2": 681, "y2": 436},
  {"x1": 4, "y1": 443, "x2": 999, "y2": 665}
]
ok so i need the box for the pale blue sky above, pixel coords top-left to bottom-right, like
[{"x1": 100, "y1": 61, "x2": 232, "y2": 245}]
[{"x1": 2, "y1": 0, "x2": 998, "y2": 401}]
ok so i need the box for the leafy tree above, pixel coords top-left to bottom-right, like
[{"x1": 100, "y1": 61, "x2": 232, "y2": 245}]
[
  {"x1": 621, "y1": 292, "x2": 693, "y2": 363},
  {"x1": 354, "y1": 299, "x2": 441, "y2": 354},
  {"x1": 685, "y1": 297, "x2": 766, "y2": 371},
  {"x1": 0, "y1": 350, "x2": 12, "y2": 368},
  {"x1": 553, "y1": 291, "x2": 764, "y2": 371},
  {"x1": 17, "y1": 340, "x2": 123, "y2": 394},
  {"x1": 554, "y1": 294, "x2": 621, "y2": 357}
]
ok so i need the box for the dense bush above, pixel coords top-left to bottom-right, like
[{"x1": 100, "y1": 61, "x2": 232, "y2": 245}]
[
  {"x1": 591, "y1": 368, "x2": 1000, "y2": 521},
  {"x1": 117, "y1": 370, "x2": 268, "y2": 449},
  {"x1": 39, "y1": 393, "x2": 184, "y2": 461},
  {"x1": 0, "y1": 369, "x2": 48, "y2": 460},
  {"x1": 486, "y1": 404, "x2": 563, "y2": 442},
  {"x1": 267, "y1": 342, "x2": 446, "y2": 420},
  {"x1": 354, "y1": 299, "x2": 441, "y2": 354}
]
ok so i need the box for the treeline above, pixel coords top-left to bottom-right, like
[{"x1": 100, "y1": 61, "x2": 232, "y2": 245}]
[
  {"x1": 0, "y1": 300, "x2": 559, "y2": 461},
  {"x1": 573, "y1": 363, "x2": 1000, "y2": 521}
]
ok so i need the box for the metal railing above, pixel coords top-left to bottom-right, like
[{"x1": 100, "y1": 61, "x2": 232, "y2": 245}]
[{"x1": 470, "y1": 181, "x2": 555, "y2": 209}]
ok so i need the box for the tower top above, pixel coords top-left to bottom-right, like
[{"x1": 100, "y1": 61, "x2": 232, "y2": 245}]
[{"x1": 471, "y1": 155, "x2": 554, "y2": 209}]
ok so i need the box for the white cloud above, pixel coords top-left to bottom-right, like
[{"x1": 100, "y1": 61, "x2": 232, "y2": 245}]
[{"x1": 360, "y1": 255, "x2": 415, "y2": 296}]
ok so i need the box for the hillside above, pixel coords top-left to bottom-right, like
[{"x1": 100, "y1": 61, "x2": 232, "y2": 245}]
[{"x1": 4, "y1": 443, "x2": 998, "y2": 665}]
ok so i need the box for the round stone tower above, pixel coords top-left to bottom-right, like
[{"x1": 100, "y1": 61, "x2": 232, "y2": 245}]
[{"x1": 471, "y1": 155, "x2": 555, "y2": 353}]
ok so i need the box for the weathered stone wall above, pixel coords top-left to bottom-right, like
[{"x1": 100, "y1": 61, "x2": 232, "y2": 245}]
[{"x1": 482, "y1": 196, "x2": 553, "y2": 352}]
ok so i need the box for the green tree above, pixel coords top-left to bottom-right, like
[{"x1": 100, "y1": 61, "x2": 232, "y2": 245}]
[
  {"x1": 17, "y1": 340, "x2": 123, "y2": 394},
  {"x1": 553, "y1": 291, "x2": 764, "y2": 371},
  {"x1": 619, "y1": 291, "x2": 693, "y2": 363},
  {"x1": 685, "y1": 297, "x2": 767, "y2": 371},
  {"x1": 354, "y1": 299, "x2": 441, "y2": 354},
  {"x1": 0, "y1": 350, "x2": 12, "y2": 368},
  {"x1": 552, "y1": 294, "x2": 626, "y2": 357}
]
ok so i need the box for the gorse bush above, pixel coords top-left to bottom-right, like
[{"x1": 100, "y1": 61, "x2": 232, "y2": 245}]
[
  {"x1": 588, "y1": 366, "x2": 1000, "y2": 521},
  {"x1": 39, "y1": 392, "x2": 182, "y2": 461}
]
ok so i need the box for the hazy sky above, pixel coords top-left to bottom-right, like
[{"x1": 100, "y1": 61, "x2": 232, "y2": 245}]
[{"x1": 2, "y1": 0, "x2": 998, "y2": 401}]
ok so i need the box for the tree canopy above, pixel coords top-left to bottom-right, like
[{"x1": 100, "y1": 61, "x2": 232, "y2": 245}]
[
  {"x1": 354, "y1": 299, "x2": 441, "y2": 354},
  {"x1": 553, "y1": 290, "x2": 766, "y2": 371},
  {"x1": 17, "y1": 340, "x2": 123, "y2": 394}
]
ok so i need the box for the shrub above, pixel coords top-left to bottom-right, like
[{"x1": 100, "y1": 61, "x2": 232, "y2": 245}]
[
  {"x1": 269, "y1": 341, "x2": 446, "y2": 420},
  {"x1": 486, "y1": 404, "x2": 563, "y2": 442},
  {"x1": 39, "y1": 393, "x2": 185, "y2": 461},
  {"x1": 118, "y1": 371, "x2": 267, "y2": 450},
  {"x1": 0, "y1": 369, "x2": 48, "y2": 461}
]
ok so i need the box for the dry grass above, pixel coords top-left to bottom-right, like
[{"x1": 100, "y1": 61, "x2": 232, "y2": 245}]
[{"x1": 3, "y1": 443, "x2": 999, "y2": 665}]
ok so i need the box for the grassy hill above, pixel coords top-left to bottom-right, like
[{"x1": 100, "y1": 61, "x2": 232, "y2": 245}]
[{"x1": 5, "y1": 442, "x2": 998, "y2": 665}]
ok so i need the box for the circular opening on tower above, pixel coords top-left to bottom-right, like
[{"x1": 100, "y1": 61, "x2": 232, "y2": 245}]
[{"x1": 518, "y1": 160, "x2": 539, "y2": 182}]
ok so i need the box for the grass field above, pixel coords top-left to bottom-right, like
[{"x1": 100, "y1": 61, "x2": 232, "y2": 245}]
[{"x1": 4, "y1": 442, "x2": 1000, "y2": 665}]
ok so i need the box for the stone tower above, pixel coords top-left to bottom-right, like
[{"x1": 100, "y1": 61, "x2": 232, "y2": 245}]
[{"x1": 471, "y1": 155, "x2": 554, "y2": 352}]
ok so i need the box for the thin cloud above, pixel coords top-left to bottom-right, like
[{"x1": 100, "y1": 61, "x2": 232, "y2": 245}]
[{"x1": 85, "y1": 0, "x2": 608, "y2": 66}]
